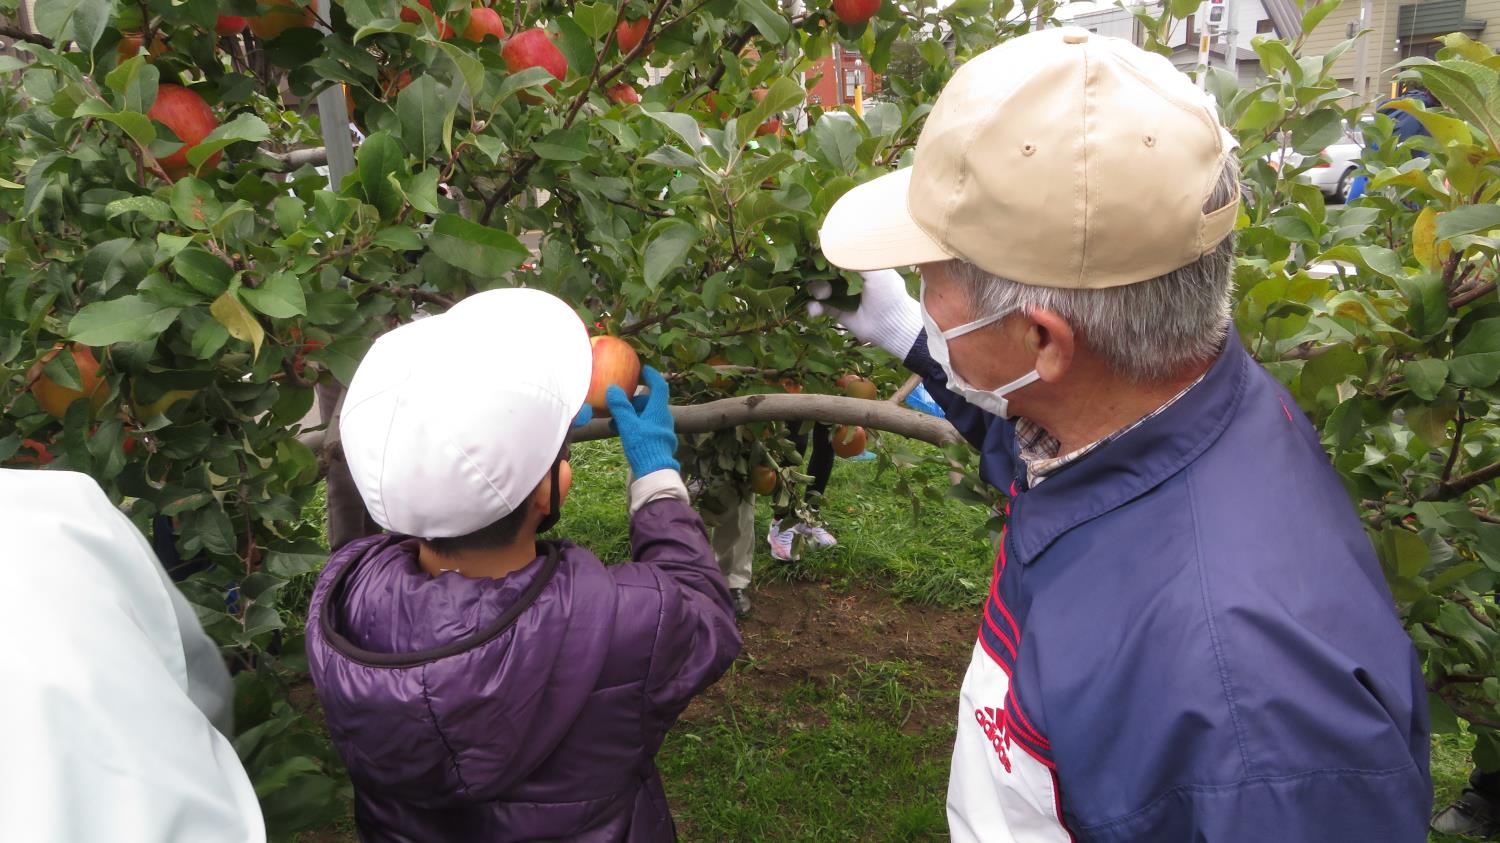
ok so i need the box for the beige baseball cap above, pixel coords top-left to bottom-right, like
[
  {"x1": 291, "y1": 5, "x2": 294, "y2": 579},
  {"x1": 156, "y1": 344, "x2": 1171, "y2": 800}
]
[{"x1": 819, "y1": 27, "x2": 1240, "y2": 289}]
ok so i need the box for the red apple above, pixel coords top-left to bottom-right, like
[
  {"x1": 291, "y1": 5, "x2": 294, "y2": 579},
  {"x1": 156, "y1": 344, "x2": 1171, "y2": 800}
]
[
  {"x1": 756, "y1": 117, "x2": 781, "y2": 136},
  {"x1": 400, "y1": 0, "x2": 453, "y2": 38},
  {"x1": 502, "y1": 28, "x2": 568, "y2": 100},
  {"x1": 832, "y1": 425, "x2": 867, "y2": 458},
  {"x1": 7, "y1": 438, "x2": 54, "y2": 466},
  {"x1": 842, "y1": 376, "x2": 877, "y2": 400},
  {"x1": 463, "y1": 6, "x2": 505, "y2": 41},
  {"x1": 248, "y1": 0, "x2": 314, "y2": 39},
  {"x1": 607, "y1": 82, "x2": 641, "y2": 105},
  {"x1": 215, "y1": 15, "x2": 248, "y2": 36},
  {"x1": 832, "y1": 0, "x2": 881, "y2": 25},
  {"x1": 148, "y1": 84, "x2": 221, "y2": 178},
  {"x1": 616, "y1": 17, "x2": 649, "y2": 55},
  {"x1": 117, "y1": 30, "x2": 167, "y2": 63},
  {"x1": 751, "y1": 465, "x2": 778, "y2": 495},
  {"x1": 585, "y1": 335, "x2": 642, "y2": 415},
  {"x1": 779, "y1": 378, "x2": 804, "y2": 394},
  {"x1": 29, "y1": 345, "x2": 108, "y2": 420},
  {"x1": 834, "y1": 373, "x2": 860, "y2": 388},
  {"x1": 381, "y1": 69, "x2": 414, "y2": 97}
]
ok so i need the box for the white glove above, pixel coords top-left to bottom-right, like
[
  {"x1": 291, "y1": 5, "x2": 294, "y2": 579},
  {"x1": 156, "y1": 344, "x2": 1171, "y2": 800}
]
[{"x1": 807, "y1": 269, "x2": 923, "y2": 359}]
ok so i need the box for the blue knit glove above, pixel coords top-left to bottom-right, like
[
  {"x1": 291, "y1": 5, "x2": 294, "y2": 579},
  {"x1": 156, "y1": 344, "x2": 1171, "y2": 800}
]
[{"x1": 606, "y1": 366, "x2": 681, "y2": 476}]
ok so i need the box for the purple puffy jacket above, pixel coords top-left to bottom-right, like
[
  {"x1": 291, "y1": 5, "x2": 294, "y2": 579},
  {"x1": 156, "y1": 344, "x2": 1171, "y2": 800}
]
[{"x1": 306, "y1": 497, "x2": 741, "y2": 842}]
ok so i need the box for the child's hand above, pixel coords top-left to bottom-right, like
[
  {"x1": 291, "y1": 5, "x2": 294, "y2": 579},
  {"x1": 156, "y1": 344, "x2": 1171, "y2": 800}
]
[{"x1": 606, "y1": 366, "x2": 681, "y2": 476}]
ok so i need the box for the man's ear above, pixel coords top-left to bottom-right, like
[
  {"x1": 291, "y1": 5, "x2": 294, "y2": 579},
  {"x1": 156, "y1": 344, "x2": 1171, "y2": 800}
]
[{"x1": 1026, "y1": 308, "x2": 1075, "y2": 383}]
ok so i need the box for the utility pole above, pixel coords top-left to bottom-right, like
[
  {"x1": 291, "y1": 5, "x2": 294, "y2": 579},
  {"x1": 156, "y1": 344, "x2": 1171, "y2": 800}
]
[
  {"x1": 1195, "y1": 0, "x2": 1233, "y2": 87},
  {"x1": 1352, "y1": 0, "x2": 1374, "y2": 104}
]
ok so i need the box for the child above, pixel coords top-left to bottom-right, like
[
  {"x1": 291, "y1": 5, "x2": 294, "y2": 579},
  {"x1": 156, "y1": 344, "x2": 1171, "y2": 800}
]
[{"x1": 306, "y1": 288, "x2": 741, "y2": 842}]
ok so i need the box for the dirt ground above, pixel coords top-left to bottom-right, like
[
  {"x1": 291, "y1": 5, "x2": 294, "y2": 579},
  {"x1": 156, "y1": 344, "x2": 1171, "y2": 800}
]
[{"x1": 685, "y1": 579, "x2": 976, "y2": 731}]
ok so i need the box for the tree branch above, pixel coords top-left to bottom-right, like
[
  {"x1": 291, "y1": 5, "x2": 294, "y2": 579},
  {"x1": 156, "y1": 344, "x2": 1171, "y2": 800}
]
[
  {"x1": 569, "y1": 393, "x2": 963, "y2": 447},
  {"x1": 0, "y1": 24, "x2": 53, "y2": 49},
  {"x1": 1424, "y1": 459, "x2": 1500, "y2": 501},
  {"x1": 1443, "y1": 397, "x2": 1468, "y2": 484},
  {"x1": 1450, "y1": 280, "x2": 1497, "y2": 310},
  {"x1": 268, "y1": 146, "x2": 330, "y2": 169}
]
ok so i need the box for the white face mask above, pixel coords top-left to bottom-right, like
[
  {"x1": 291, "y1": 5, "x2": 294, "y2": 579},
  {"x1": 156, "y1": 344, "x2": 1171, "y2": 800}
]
[{"x1": 920, "y1": 287, "x2": 1040, "y2": 419}]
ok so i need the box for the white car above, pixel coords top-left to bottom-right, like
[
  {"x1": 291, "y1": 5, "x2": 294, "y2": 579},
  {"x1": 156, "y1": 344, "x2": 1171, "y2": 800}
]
[{"x1": 1268, "y1": 119, "x2": 1369, "y2": 201}]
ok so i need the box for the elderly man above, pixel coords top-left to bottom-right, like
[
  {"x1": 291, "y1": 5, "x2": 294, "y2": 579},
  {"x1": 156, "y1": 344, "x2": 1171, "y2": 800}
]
[{"x1": 812, "y1": 28, "x2": 1430, "y2": 841}]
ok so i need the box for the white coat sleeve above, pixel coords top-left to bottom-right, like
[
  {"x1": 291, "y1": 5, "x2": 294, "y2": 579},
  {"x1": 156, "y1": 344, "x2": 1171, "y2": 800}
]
[{"x1": 0, "y1": 469, "x2": 265, "y2": 843}]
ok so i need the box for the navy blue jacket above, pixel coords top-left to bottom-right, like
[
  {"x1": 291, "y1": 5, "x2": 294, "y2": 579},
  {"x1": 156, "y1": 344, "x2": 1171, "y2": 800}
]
[{"x1": 910, "y1": 334, "x2": 1431, "y2": 841}]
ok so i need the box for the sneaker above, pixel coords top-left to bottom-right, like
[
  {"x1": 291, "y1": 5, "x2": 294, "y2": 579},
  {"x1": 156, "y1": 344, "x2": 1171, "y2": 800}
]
[
  {"x1": 796, "y1": 522, "x2": 838, "y2": 549},
  {"x1": 767, "y1": 520, "x2": 799, "y2": 561},
  {"x1": 1433, "y1": 790, "x2": 1500, "y2": 836},
  {"x1": 729, "y1": 588, "x2": 752, "y2": 619}
]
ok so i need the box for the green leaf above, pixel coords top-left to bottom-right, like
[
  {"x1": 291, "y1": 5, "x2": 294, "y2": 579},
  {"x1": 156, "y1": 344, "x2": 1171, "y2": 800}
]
[
  {"x1": 355, "y1": 131, "x2": 407, "y2": 220},
  {"x1": 1436, "y1": 204, "x2": 1500, "y2": 240},
  {"x1": 172, "y1": 249, "x2": 234, "y2": 297},
  {"x1": 1450, "y1": 318, "x2": 1500, "y2": 386},
  {"x1": 811, "y1": 113, "x2": 861, "y2": 173},
  {"x1": 1314, "y1": 244, "x2": 1405, "y2": 280},
  {"x1": 373, "y1": 226, "x2": 423, "y2": 251},
  {"x1": 739, "y1": 0, "x2": 790, "y2": 43},
  {"x1": 242, "y1": 272, "x2": 308, "y2": 319},
  {"x1": 738, "y1": 77, "x2": 805, "y2": 139},
  {"x1": 192, "y1": 505, "x2": 238, "y2": 557},
  {"x1": 397, "y1": 75, "x2": 446, "y2": 158},
  {"x1": 641, "y1": 106, "x2": 704, "y2": 154},
  {"x1": 1300, "y1": 0, "x2": 1343, "y2": 38},
  {"x1": 36, "y1": 0, "x2": 111, "y2": 52},
  {"x1": 210, "y1": 291, "x2": 266, "y2": 359},
  {"x1": 533, "y1": 128, "x2": 589, "y2": 161},
  {"x1": 574, "y1": 2, "x2": 615, "y2": 40},
  {"x1": 105, "y1": 196, "x2": 173, "y2": 222},
  {"x1": 497, "y1": 66, "x2": 558, "y2": 104},
  {"x1": 273, "y1": 196, "x2": 306, "y2": 234},
  {"x1": 396, "y1": 169, "x2": 442, "y2": 215},
  {"x1": 73, "y1": 99, "x2": 156, "y2": 148},
  {"x1": 1298, "y1": 344, "x2": 1363, "y2": 406},
  {"x1": 187, "y1": 113, "x2": 271, "y2": 169},
  {"x1": 265, "y1": 542, "x2": 327, "y2": 577},
  {"x1": 105, "y1": 57, "x2": 159, "y2": 114},
  {"x1": 642, "y1": 219, "x2": 699, "y2": 289},
  {"x1": 428, "y1": 214, "x2": 529, "y2": 278},
  {"x1": 171, "y1": 178, "x2": 222, "y2": 231},
  {"x1": 308, "y1": 336, "x2": 374, "y2": 385},
  {"x1": 1404, "y1": 358, "x2": 1449, "y2": 401},
  {"x1": 67, "y1": 296, "x2": 180, "y2": 345},
  {"x1": 1382, "y1": 528, "x2": 1432, "y2": 579}
]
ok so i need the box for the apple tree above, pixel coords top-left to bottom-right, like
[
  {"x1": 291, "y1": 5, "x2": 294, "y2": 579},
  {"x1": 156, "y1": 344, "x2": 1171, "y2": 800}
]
[{"x1": 0, "y1": 0, "x2": 1041, "y2": 831}]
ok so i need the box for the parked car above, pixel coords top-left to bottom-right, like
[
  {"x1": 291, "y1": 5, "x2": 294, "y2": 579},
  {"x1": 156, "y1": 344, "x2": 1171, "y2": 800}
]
[{"x1": 1267, "y1": 118, "x2": 1370, "y2": 202}]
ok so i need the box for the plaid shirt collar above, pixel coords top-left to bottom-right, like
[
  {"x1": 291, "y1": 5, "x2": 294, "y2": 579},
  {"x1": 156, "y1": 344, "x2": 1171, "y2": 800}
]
[{"x1": 1015, "y1": 375, "x2": 1205, "y2": 489}]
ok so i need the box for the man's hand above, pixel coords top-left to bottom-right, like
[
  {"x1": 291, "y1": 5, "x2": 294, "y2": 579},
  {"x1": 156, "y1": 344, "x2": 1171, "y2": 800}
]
[
  {"x1": 606, "y1": 366, "x2": 681, "y2": 476},
  {"x1": 807, "y1": 269, "x2": 923, "y2": 359}
]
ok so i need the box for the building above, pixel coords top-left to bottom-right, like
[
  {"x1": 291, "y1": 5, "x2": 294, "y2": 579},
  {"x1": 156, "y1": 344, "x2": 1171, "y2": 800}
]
[
  {"x1": 805, "y1": 45, "x2": 880, "y2": 107},
  {"x1": 1300, "y1": 0, "x2": 1500, "y2": 102},
  {"x1": 1052, "y1": 0, "x2": 1302, "y2": 87}
]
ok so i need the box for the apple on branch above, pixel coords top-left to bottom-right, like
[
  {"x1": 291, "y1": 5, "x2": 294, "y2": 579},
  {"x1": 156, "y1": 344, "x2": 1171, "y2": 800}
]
[
  {"x1": 585, "y1": 336, "x2": 642, "y2": 416},
  {"x1": 148, "y1": 84, "x2": 221, "y2": 179}
]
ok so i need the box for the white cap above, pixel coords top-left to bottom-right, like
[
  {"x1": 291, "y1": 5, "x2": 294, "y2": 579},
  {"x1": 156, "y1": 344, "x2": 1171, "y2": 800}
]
[
  {"x1": 819, "y1": 27, "x2": 1239, "y2": 289},
  {"x1": 340, "y1": 288, "x2": 592, "y2": 538}
]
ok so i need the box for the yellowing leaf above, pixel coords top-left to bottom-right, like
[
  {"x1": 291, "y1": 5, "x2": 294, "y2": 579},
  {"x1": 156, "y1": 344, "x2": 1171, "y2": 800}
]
[
  {"x1": 210, "y1": 290, "x2": 264, "y2": 360},
  {"x1": 1414, "y1": 206, "x2": 1439, "y2": 270}
]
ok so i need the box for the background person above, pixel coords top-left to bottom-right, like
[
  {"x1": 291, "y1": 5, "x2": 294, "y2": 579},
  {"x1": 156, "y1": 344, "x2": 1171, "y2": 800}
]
[
  {"x1": 811, "y1": 27, "x2": 1430, "y2": 840},
  {"x1": 0, "y1": 469, "x2": 265, "y2": 843}
]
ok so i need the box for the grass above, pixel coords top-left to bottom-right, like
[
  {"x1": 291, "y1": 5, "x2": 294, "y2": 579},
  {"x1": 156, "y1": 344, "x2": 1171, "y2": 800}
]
[
  {"x1": 564, "y1": 437, "x2": 996, "y2": 608},
  {"x1": 290, "y1": 439, "x2": 1489, "y2": 842}
]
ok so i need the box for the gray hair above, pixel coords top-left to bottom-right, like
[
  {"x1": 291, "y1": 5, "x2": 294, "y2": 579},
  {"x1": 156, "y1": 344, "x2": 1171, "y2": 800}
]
[{"x1": 950, "y1": 160, "x2": 1240, "y2": 384}]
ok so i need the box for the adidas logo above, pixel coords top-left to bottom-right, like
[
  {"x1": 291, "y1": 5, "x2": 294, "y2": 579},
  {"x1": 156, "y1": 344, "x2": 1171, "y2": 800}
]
[{"x1": 973, "y1": 706, "x2": 1012, "y2": 773}]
